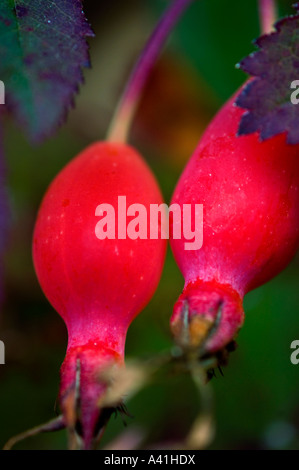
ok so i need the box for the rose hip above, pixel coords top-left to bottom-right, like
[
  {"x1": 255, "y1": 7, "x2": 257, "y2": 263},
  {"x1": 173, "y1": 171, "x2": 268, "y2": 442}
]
[
  {"x1": 33, "y1": 141, "x2": 166, "y2": 448},
  {"x1": 170, "y1": 88, "x2": 299, "y2": 355}
]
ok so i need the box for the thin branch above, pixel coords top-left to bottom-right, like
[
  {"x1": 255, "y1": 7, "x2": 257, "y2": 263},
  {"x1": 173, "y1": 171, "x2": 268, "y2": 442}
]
[
  {"x1": 107, "y1": 0, "x2": 195, "y2": 143},
  {"x1": 3, "y1": 416, "x2": 65, "y2": 450},
  {"x1": 259, "y1": 0, "x2": 277, "y2": 35}
]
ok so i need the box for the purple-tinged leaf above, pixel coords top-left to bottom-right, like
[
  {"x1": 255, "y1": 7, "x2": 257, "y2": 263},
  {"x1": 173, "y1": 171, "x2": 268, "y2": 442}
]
[
  {"x1": 236, "y1": 3, "x2": 299, "y2": 144},
  {"x1": 0, "y1": 0, "x2": 94, "y2": 143}
]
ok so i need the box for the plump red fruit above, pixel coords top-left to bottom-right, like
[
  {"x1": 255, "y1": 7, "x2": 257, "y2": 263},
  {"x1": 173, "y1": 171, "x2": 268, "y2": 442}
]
[
  {"x1": 170, "y1": 87, "x2": 299, "y2": 355},
  {"x1": 33, "y1": 141, "x2": 166, "y2": 448}
]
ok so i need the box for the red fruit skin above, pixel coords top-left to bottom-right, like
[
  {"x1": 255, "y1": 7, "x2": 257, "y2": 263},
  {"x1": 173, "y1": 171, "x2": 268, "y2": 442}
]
[
  {"x1": 33, "y1": 142, "x2": 166, "y2": 447},
  {"x1": 170, "y1": 88, "x2": 299, "y2": 354}
]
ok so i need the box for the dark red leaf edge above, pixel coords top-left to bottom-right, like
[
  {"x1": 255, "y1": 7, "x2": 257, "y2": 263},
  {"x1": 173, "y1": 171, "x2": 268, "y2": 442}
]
[{"x1": 235, "y1": 3, "x2": 299, "y2": 144}]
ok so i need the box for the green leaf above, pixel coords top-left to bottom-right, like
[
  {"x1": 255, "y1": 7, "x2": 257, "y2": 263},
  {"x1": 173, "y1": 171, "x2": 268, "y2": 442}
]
[{"x1": 0, "y1": 0, "x2": 94, "y2": 142}]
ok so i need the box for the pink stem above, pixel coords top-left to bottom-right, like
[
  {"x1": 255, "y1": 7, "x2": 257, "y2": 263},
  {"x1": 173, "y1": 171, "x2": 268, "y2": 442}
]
[
  {"x1": 107, "y1": 0, "x2": 195, "y2": 143},
  {"x1": 259, "y1": 0, "x2": 277, "y2": 35}
]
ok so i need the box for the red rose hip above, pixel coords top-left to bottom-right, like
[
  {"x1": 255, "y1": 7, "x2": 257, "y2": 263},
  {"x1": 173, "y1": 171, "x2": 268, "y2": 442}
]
[
  {"x1": 170, "y1": 88, "x2": 299, "y2": 356},
  {"x1": 33, "y1": 141, "x2": 166, "y2": 448}
]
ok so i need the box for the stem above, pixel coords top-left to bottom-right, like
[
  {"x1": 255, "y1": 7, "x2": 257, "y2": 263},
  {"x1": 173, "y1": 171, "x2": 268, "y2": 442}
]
[
  {"x1": 107, "y1": 0, "x2": 195, "y2": 143},
  {"x1": 3, "y1": 416, "x2": 65, "y2": 450},
  {"x1": 258, "y1": 0, "x2": 277, "y2": 35},
  {"x1": 186, "y1": 362, "x2": 215, "y2": 449}
]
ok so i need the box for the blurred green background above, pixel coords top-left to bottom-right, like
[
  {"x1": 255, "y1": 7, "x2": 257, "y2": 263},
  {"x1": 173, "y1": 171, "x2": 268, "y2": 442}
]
[{"x1": 0, "y1": 0, "x2": 298, "y2": 450}]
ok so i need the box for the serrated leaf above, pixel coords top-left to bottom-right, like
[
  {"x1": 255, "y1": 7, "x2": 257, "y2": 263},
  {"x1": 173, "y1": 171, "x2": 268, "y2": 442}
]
[
  {"x1": 0, "y1": 0, "x2": 94, "y2": 143},
  {"x1": 236, "y1": 4, "x2": 299, "y2": 144}
]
